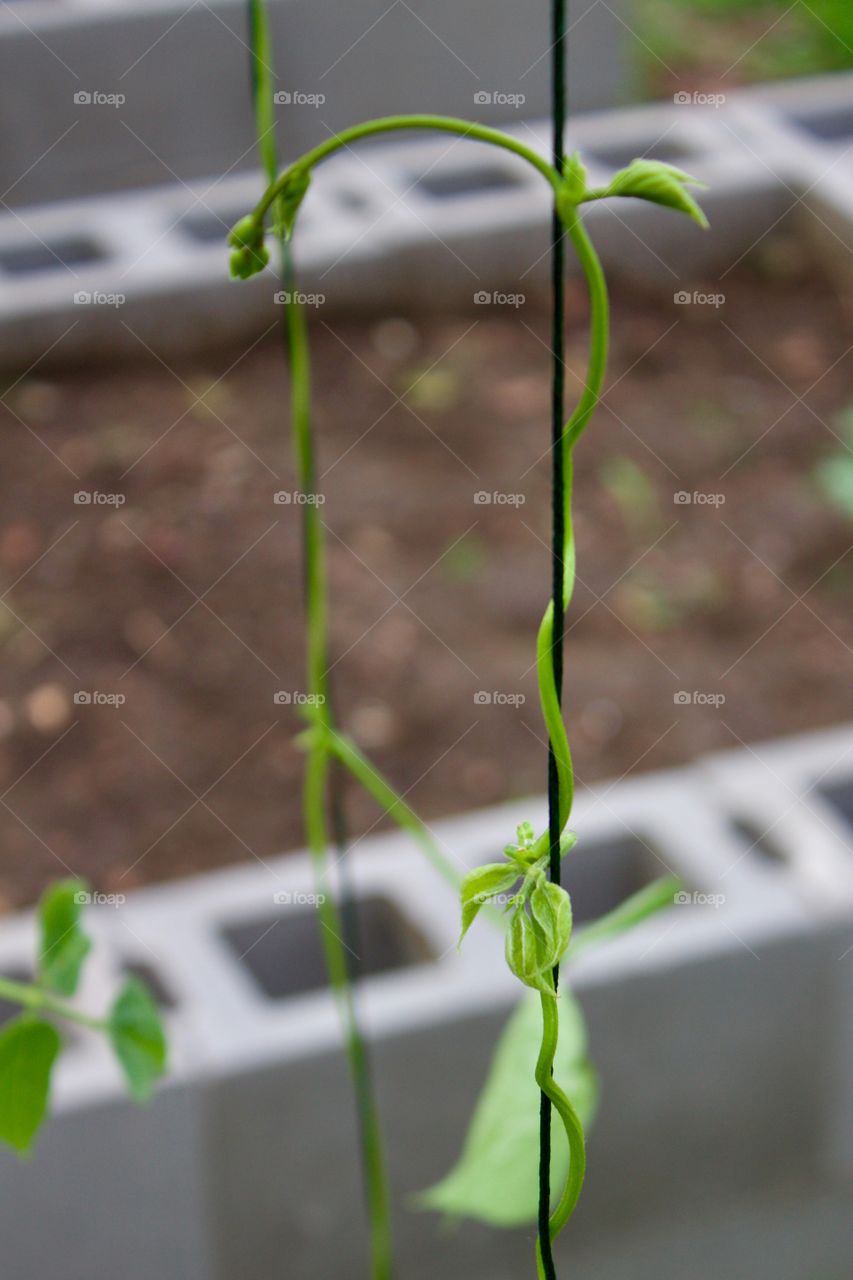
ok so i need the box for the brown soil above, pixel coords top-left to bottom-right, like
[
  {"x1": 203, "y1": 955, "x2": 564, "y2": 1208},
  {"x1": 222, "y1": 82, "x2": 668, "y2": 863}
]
[{"x1": 0, "y1": 242, "x2": 850, "y2": 909}]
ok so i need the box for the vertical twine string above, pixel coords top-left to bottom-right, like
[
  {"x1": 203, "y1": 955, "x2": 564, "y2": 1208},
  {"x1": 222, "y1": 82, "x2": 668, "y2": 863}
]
[
  {"x1": 538, "y1": 1, "x2": 567, "y2": 1277},
  {"x1": 245, "y1": 6, "x2": 385, "y2": 1268}
]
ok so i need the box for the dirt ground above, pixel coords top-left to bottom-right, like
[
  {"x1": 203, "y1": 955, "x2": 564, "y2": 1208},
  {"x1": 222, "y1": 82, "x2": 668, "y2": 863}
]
[{"x1": 0, "y1": 236, "x2": 850, "y2": 909}]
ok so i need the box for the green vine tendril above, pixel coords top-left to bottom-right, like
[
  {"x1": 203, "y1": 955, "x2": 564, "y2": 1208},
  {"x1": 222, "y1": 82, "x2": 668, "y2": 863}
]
[{"x1": 230, "y1": 112, "x2": 707, "y2": 1276}]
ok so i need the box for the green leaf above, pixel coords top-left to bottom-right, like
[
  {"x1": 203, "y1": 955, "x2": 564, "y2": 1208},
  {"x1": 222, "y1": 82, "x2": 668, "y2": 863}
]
[
  {"x1": 528, "y1": 881, "x2": 572, "y2": 967},
  {"x1": 568, "y1": 875, "x2": 679, "y2": 962},
  {"x1": 458, "y1": 864, "x2": 519, "y2": 945},
  {"x1": 505, "y1": 908, "x2": 554, "y2": 995},
  {"x1": 418, "y1": 989, "x2": 597, "y2": 1226},
  {"x1": 38, "y1": 878, "x2": 92, "y2": 997},
  {"x1": 601, "y1": 158, "x2": 709, "y2": 228},
  {"x1": 108, "y1": 979, "x2": 167, "y2": 1102},
  {"x1": 0, "y1": 1016, "x2": 61, "y2": 1155}
]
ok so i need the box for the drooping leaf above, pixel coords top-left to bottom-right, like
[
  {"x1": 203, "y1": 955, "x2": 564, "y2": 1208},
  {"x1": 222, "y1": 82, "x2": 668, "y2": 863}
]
[
  {"x1": 38, "y1": 878, "x2": 92, "y2": 997},
  {"x1": 108, "y1": 979, "x2": 167, "y2": 1102},
  {"x1": 418, "y1": 989, "x2": 598, "y2": 1226},
  {"x1": 458, "y1": 864, "x2": 520, "y2": 945},
  {"x1": 600, "y1": 158, "x2": 709, "y2": 228},
  {"x1": 528, "y1": 880, "x2": 572, "y2": 967},
  {"x1": 0, "y1": 1016, "x2": 61, "y2": 1155},
  {"x1": 505, "y1": 908, "x2": 555, "y2": 996}
]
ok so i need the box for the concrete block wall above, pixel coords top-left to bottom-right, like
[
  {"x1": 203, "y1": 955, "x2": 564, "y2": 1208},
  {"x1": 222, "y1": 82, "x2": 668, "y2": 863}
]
[
  {"x1": 0, "y1": 0, "x2": 633, "y2": 207},
  {"x1": 0, "y1": 72, "x2": 851, "y2": 370},
  {"x1": 0, "y1": 724, "x2": 850, "y2": 1276}
]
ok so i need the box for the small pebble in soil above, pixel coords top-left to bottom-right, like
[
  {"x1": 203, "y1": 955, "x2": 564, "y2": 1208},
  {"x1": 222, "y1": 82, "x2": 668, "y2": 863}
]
[
  {"x1": 579, "y1": 697, "x2": 624, "y2": 747},
  {"x1": 0, "y1": 522, "x2": 40, "y2": 570},
  {"x1": 349, "y1": 702, "x2": 399, "y2": 749},
  {"x1": 370, "y1": 317, "x2": 420, "y2": 362},
  {"x1": 24, "y1": 683, "x2": 71, "y2": 734}
]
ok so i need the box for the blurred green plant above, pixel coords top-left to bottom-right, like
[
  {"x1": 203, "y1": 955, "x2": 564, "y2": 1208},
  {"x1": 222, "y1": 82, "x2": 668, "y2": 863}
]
[
  {"x1": 0, "y1": 879, "x2": 166, "y2": 1154},
  {"x1": 637, "y1": 0, "x2": 853, "y2": 91},
  {"x1": 814, "y1": 403, "x2": 853, "y2": 520}
]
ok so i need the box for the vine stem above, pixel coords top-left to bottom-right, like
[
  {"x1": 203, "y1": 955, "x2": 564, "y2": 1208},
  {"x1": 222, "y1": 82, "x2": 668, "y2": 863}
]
[
  {"x1": 252, "y1": 114, "x2": 560, "y2": 224},
  {"x1": 246, "y1": 5, "x2": 393, "y2": 1276},
  {"x1": 247, "y1": 113, "x2": 609, "y2": 1276},
  {"x1": 0, "y1": 975, "x2": 106, "y2": 1032}
]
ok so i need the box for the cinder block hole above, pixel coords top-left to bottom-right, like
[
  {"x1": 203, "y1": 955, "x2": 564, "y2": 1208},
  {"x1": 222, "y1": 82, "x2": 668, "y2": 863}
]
[
  {"x1": 413, "y1": 166, "x2": 523, "y2": 199},
  {"x1": 122, "y1": 960, "x2": 176, "y2": 1009},
  {"x1": 180, "y1": 207, "x2": 314, "y2": 245},
  {"x1": 0, "y1": 236, "x2": 104, "y2": 275},
  {"x1": 731, "y1": 817, "x2": 787, "y2": 866},
  {"x1": 818, "y1": 776, "x2": 853, "y2": 829},
  {"x1": 221, "y1": 895, "x2": 434, "y2": 1000},
  {"x1": 0, "y1": 967, "x2": 31, "y2": 1026},
  {"x1": 335, "y1": 188, "x2": 369, "y2": 210},
  {"x1": 789, "y1": 106, "x2": 853, "y2": 142},
  {"x1": 178, "y1": 210, "x2": 253, "y2": 244},
  {"x1": 567, "y1": 832, "x2": 669, "y2": 922},
  {"x1": 586, "y1": 139, "x2": 697, "y2": 171}
]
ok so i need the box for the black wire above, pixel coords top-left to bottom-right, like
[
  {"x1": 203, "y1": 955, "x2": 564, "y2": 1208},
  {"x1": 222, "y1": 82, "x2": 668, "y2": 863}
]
[{"x1": 539, "y1": 2, "x2": 567, "y2": 1277}]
